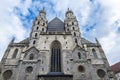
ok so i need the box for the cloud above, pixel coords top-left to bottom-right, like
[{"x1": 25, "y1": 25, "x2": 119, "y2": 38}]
[
  {"x1": 0, "y1": 0, "x2": 27, "y2": 59},
  {"x1": 0, "y1": 0, "x2": 120, "y2": 65}
]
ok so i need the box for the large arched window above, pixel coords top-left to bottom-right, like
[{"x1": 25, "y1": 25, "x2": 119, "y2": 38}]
[
  {"x1": 12, "y1": 49, "x2": 18, "y2": 59},
  {"x1": 92, "y1": 49, "x2": 98, "y2": 58},
  {"x1": 50, "y1": 40, "x2": 61, "y2": 72}
]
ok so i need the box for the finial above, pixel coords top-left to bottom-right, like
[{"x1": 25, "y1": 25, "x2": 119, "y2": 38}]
[
  {"x1": 95, "y1": 37, "x2": 101, "y2": 46},
  {"x1": 11, "y1": 36, "x2": 15, "y2": 43},
  {"x1": 68, "y1": 8, "x2": 70, "y2": 11},
  {"x1": 43, "y1": 7, "x2": 45, "y2": 11},
  {"x1": 9, "y1": 36, "x2": 15, "y2": 45}
]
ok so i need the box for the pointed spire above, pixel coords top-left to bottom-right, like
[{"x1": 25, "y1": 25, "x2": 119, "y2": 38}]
[
  {"x1": 68, "y1": 8, "x2": 70, "y2": 11},
  {"x1": 40, "y1": 7, "x2": 46, "y2": 14},
  {"x1": 11, "y1": 37, "x2": 15, "y2": 43},
  {"x1": 43, "y1": 7, "x2": 45, "y2": 11},
  {"x1": 9, "y1": 37, "x2": 15, "y2": 45},
  {"x1": 95, "y1": 37, "x2": 101, "y2": 46},
  {"x1": 66, "y1": 8, "x2": 73, "y2": 16}
]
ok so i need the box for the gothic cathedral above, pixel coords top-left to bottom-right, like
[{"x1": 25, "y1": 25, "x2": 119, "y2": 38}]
[{"x1": 0, "y1": 9, "x2": 115, "y2": 80}]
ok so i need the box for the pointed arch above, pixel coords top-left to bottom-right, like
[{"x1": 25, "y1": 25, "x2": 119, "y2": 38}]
[
  {"x1": 92, "y1": 49, "x2": 98, "y2": 58},
  {"x1": 50, "y1": 40, "x2": 61, "y2": 72},
  {"x1": 12, "y1": 49, "x2": 18, "y2": 59}
]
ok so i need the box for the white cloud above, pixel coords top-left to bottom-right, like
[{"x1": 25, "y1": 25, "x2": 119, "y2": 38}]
[
  {"x1": 51, "y1": 0, "x2": 120, "y2": 65},
  {"x1": 0, "y1": 0, "x2": 28, "y2": 60}
]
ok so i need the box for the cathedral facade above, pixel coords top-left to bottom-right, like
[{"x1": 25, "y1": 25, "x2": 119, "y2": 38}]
[{"x1": 0, "y1": 9, "x2": 115, "y2": 80}]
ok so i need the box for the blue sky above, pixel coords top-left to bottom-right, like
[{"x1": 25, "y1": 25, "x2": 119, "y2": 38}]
[{"x1": 0, "y1": 0, "x2": 120, "y2": 65}]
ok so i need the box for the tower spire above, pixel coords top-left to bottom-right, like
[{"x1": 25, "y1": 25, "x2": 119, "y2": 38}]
[
  {"x1": 68, "y1": 8, "x2": 70, "y2": 11},
  {"x1": 43, "y1": 7, "x2": 45, "y2": 11},
  {"x1": 95, "y1": 37, "x2": 101, "y2": 46},
  {"x1": 9, "y1": 36, "x2": 15, "y2": 45}
]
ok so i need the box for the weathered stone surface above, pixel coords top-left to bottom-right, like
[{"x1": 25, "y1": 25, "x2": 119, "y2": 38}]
[{"x1": 0, "y1": 9, "x2": 115, "y2": 80}]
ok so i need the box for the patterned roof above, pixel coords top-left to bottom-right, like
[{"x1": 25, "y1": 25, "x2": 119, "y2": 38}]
[
  {"x1": 111, "y1": 62, "x2": 120, "y2": 73},
  {"x1": 47, "y1": 17, "x2": 65, "y2": 32},
  {"x1": 81, "y1": 38, "x2": 92, "y2": 44},
  {"x1": 19, "y1": 38, "x2": 29, "y2": 44}
]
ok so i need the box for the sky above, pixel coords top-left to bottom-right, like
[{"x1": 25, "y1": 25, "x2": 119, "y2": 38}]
[{"x1": 0, "y1": 0, "x2": 120, "y2": 65}]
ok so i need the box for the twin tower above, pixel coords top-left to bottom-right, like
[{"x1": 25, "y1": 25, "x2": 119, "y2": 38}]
[{"x1": 0, "y1": 8, "x2": 115, "y2": 80}]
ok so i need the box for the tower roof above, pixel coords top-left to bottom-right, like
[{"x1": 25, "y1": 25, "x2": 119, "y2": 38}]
[
  {"x1": 40, "y1": 7, "x2": 46, "y2": 14},
  {"x1": 47, "y1": 17, "x2": 65, "y2": 32},
  {"x1": 66, "y1": 8, "x2": 73, "y2": 15}
]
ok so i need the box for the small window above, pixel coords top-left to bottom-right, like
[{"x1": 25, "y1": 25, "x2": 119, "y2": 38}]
[
  {"x1": 78, "y1": 52, "x2": 81, "y2": 59},
  {"x1": 66, "y1": 41, "x2": 67, "y2": 44},
  {"x1": 12, "y1": 49, "x2": 18, "y2": 59},
  {"x1": 75, "y1": 38, "x2": 77, "y2": 43},
  {"x1": 67, "y1": 28, "x2": 69, "y2": 31},
  {"x1": 67, "y1": 23, "x2": 68, "y2": 26},
  {"x1": 42, "y1": 28, "x2": 44, "y2": 31},
  {"x1": 72, "y1": 22, "x2": 74, "y2": 25},
  {"x1": 29, "y1": 54, "x2": 34, "y2": 60},
  {"x1": 43, "y1": 23, "x2": 45, "y2": 26},
  {"x1": 73, "y1": 27, "x2": 75, "y2": 30},
  {"x1": 92, "y1": 49, "x2": 98, "y2": 58},
  {"x1": 74, "y1": 32, "x2": 76, "y2": 36},
  {"x1": 35, "y1": 33, "x2": 37, "y2": 38},
  {"x1": 33, "y1": 40, "x2": 36, "y2": 44},
  {"x1": 36, "y1": 27, "x2": 39, "y2": 30},
  {"x1": 38, "y1": 21, "x2": 40, "y2": 25}
]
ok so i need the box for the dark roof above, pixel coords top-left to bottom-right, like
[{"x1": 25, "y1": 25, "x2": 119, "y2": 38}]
[
  {"x1": 81, "y1": 38, "x2": 98, "y2": 47},
  {"x1": 81, "y1": 38, "x2": 92, "y2": 44},
  {"x1": 19, "y1": 38, "x2": 29, "y2": 44},
  {"x1": 47, "y1": 17, "x2": 65, "y2": 32},
  {"x1": 111, "y1": 62, "x2": 120, "y2": 73}
]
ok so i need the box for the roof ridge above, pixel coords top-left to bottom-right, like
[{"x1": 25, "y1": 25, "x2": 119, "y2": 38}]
[{"x1": 48, "y1": 17, "x2": 63, "y2": 23}]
